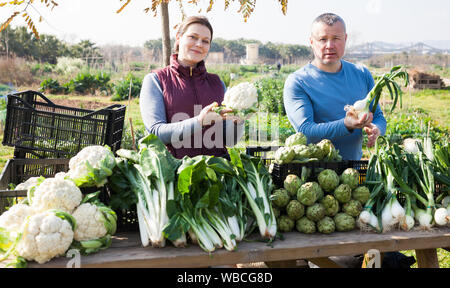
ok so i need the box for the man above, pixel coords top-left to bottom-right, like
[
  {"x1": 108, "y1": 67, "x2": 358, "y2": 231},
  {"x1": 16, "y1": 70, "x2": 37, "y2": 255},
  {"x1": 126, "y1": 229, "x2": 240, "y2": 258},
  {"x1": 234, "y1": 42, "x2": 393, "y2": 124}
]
[{"x1": 283, "y1": 13, "x2": 386, "y2": 160}]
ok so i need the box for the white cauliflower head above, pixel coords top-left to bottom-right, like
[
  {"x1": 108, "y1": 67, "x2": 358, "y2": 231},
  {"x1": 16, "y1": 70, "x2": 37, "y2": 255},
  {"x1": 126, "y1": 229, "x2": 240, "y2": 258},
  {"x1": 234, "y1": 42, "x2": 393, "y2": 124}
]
[
  {"x1": 16, "y1": 210, "x2": 75, "y2": 264},
  {"x1": 67, "y1": 145, "x2": 116, "y2": 188},
  {"x1": 0, "y1": 204, "x2": 34, "y2": 232},
  {"x1": 14, "y1": 177, "x2": 43, "y2": 191},
  {"x1": 31, "y1": 177, "x2": 82, "y2": 214},
  {"x1": 222, "y1": 82, "x2": 258, "y2": 111},
  {"x1": 72, "y1": 203, "x2": 107, "y2": 241}
]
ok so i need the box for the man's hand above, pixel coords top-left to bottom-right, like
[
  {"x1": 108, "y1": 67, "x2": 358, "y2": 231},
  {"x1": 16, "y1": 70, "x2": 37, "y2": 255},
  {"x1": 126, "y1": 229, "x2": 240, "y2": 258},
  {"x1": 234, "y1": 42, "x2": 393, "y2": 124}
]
[
  {"x1": 364, "y1": 123, "x2": 381, "y2": 148},
  {"x1": 344, "y1": 110, "x2": 373, "y2": 131}
]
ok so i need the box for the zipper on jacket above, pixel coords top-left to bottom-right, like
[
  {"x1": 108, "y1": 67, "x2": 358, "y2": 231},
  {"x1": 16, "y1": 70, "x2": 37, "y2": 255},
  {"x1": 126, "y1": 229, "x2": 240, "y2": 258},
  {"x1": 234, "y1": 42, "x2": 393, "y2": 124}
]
[{"x1": 190, "y1": 66, "x2": 192, "y2": 77}]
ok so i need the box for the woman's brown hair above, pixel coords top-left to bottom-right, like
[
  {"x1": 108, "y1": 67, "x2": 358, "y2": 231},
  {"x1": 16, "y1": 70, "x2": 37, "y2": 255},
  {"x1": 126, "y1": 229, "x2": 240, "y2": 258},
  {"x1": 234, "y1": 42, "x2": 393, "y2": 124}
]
[{"x1": 173, "y1": 15, "x2": 213, "y2": 53}]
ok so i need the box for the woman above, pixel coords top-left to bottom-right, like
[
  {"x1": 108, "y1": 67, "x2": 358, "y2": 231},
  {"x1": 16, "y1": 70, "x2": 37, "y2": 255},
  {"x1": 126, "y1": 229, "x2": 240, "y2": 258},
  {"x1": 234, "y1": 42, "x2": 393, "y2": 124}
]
[{"x1": 140, "y1": 16, "x2": 243, "y2": 159}]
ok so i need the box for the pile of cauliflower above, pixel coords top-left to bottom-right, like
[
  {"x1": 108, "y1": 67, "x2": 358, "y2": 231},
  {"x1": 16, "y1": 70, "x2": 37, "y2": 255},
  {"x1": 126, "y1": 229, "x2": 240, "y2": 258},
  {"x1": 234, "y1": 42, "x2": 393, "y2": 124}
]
[{"x1": 0, "y1": 145, "x2": 117, "y2": 266}]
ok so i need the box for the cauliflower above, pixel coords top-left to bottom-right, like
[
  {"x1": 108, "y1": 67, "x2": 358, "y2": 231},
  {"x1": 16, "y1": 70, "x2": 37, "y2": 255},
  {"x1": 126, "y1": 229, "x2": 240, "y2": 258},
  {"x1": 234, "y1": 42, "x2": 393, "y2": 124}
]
[
  {"x1": 67, "y1": 145, "x2": 116, "y2": 188},
  {"x1": 71, "y1": 203, "x2": 117, "y2": 255},
  {"x1": 14, "y1": 177, "x2": 43, "y2": 192},
  {"x1": 16, "y1": 210, "x2": 76, "y2": 264},
  {"x1": 72, "y1": 203, "x2": 116, "y2": 241},
  {"x1": 31, "y1": 177, "x2": 82, "y2": 214},
  {"x1": 213, "y1": 82, "x2": 258, "y2": 116},
  {"x1": 0, "y1": 204, "x2": 34, "y2": 232}
]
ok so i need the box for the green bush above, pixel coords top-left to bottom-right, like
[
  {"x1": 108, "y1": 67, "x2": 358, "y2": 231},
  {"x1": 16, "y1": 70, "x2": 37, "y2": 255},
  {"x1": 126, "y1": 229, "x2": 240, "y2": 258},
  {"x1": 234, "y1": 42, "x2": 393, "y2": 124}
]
[
  {"x1": 40, "y1": 78, "x2": 64, "y2": 94},
  {"x1": 111, "y1": 73, "x2": 142, "y2": 101},
  {"x1": 255, "y1": 76, "x2": 286, "y2": 115}
]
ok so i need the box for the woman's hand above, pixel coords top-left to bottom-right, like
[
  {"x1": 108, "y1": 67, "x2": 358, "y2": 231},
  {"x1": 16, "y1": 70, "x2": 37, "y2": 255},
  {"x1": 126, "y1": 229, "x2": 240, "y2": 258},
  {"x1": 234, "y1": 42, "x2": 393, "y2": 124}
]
[{"x1": 197, "y1": 102, "x2": 223, "y2": 126}]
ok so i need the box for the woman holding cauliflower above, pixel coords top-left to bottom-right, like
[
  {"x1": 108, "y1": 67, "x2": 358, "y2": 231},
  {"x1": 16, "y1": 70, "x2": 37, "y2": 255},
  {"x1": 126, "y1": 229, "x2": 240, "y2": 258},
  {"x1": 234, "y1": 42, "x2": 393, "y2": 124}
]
[{"x1": 140, "y1": 16, "x2": 245, "y2": 159}]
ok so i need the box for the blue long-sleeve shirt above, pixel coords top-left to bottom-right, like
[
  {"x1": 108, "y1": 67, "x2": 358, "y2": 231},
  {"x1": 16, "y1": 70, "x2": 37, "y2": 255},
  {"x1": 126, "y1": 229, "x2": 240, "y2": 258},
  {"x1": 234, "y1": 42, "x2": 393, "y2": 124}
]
[{"x1": 283, "y1": 60, "x2": 386, "y2": 160}]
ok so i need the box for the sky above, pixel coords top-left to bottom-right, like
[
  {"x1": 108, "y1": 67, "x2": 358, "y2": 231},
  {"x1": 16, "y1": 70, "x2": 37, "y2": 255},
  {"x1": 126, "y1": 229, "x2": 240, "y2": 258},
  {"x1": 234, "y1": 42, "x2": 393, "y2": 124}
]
[{"x1": 1, "y1": 0, "x2": 450, "y2": 48}]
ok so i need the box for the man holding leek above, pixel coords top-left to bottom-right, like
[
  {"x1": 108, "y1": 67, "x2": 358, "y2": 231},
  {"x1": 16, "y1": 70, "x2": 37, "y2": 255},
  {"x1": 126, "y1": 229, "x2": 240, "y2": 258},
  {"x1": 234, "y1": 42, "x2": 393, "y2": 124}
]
[{"x1": 283, "y1": 13, "x2": 386, "y2": 160}]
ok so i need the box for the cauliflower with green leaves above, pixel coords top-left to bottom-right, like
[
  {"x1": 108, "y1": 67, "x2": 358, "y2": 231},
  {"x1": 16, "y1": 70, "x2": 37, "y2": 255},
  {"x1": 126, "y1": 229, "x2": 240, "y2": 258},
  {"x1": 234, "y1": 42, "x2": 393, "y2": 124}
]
[
  {"x1": 214, "y1": 82, "x2": 258, "y2": 116},
  {"x1": 67, "y1": 145, "x2": 116, "y2": 188},
  {"x1": 0, "y1": 204, "x2": 34, "y2": 232},
  {"x1": 16, "y1": 210, "x2": 76, "y2": 264},
  {"x1": 31, "y1": 178, "x2": 82, "y2": 214},
  {"x1": 71, "y1": 202, "x2": 117, "y2": 255}
]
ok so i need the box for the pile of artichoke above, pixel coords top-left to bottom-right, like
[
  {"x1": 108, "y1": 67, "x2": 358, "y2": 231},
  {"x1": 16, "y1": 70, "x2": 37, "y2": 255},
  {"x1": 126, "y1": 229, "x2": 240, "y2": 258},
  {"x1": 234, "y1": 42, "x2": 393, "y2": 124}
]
[
  {"x1": 271, "y1": 167, "x2": 370, "y2": 234},
  {"x1": 273, "y1": 132, "x2": 342, "y2": 165}
]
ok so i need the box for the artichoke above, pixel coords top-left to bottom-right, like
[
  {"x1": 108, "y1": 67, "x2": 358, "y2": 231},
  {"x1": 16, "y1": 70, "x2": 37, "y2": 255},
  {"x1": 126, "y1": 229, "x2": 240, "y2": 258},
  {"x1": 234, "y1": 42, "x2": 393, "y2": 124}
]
[
  {"x1": 291, "y1": 144, "x2": 311, "y2": 160},
  {"x1": 284, "y1": 174, "x2": 302, "y2": 197},
  {"x1": 334, "y1": 213, "x2": 356, "y2": 231},
  {"x1": 274, "y1": 146, "x2": 295, "y2": 164},
  {"x1": 308, "y1": 144, "x2": 323, "y2": 160},
  {"x1": 296, "y1": 217, "x2": 316, "y2": 234},
  {"x1": 352, "y1": 186, "x2": 370, "y2": 205},
  {"x1": 340, "y1": 168, "x2": 360, "y2": 190},
  {"x1": 297, "y1": 182, "x2": 323, "y2": 206},
  {"x1": 278, "y1": 215, "x2": 295, "y2": 232},
  {"x1": 286, "y1": 200, "x2": 305, "y2": 220},
  {"x1": 306, "y1": 203, "x2": 326, "y2": 222},
  {"x1": 315, "y1": 139, "x2": 334, "y2": 159},
  {"x1": 317, "y1": 216, "x2": 336, "y2": 234},
  {"x1": 285, "y1": 132, "x2": 307, "y2": 147},
  {"x1": 271, "y1": 189, "x2": 290, "y2": 208},
  {"x1": 342, "y1": 200, "x2": 363, "y2": 217},
  {"x1": 317, "y1": 169, "x2": 340, "y2": 193},
  {"x1": 321, "y1": 194, "x2": 340, "y2": 217},
  {"x1": 334, "y1": 183, "x2": 352, "y2": 204}
]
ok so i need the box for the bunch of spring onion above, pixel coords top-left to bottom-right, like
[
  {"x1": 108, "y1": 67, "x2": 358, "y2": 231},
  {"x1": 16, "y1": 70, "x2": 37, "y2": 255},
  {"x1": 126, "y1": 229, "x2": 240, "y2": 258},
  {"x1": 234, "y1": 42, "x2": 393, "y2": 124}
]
[
  {"x1": 345, "y1": 65, "x2": 409, "y2": 120},
  {"x1": 358, "y1": 136, "x2": 445, "y2": 232}
]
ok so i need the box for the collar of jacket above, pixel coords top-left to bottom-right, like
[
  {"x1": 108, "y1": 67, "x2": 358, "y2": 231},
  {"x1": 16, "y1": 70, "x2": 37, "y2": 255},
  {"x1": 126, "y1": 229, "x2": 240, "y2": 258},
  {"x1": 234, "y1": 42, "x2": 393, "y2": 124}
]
[{"x1": 169, "y1": 54, "x2": 207, "y2": 79}]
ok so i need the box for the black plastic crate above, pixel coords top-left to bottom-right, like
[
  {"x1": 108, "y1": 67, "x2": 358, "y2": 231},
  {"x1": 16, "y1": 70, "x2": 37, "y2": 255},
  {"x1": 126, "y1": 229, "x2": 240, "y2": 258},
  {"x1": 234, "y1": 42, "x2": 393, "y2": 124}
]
[
  {"x1": 3, "y1": 90, "x2": 126, "y2": 159},
  {"x1": 245, "y1": 146, "x2": 279, "y2": 166},
  {"x1": 271, "y1": 160, "x2": 369, "y2": 188}
]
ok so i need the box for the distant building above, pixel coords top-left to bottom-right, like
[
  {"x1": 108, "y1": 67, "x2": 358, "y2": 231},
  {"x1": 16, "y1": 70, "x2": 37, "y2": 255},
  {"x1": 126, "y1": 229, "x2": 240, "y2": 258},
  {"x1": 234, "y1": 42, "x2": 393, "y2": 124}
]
[
  {"x1": 243, "y1": 43, "x2": 260, "y2": 65},
  {"x1": 409, "y1": 70, "x2": 445, "y2": 90}
]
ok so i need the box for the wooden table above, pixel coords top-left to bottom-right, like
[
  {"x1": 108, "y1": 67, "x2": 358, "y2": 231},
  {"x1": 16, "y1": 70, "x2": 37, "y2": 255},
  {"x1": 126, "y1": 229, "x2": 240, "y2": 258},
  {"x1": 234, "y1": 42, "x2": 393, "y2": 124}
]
[{"x1": 28, "y1": 227, "x2": 450, "y2": 268}]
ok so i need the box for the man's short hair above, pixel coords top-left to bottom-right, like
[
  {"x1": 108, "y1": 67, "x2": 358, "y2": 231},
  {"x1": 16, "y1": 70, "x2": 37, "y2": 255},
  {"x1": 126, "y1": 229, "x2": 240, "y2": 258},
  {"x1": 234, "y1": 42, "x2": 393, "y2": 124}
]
[{"x1": 312, "y1": 13, "x2": 346, "y2": 32}]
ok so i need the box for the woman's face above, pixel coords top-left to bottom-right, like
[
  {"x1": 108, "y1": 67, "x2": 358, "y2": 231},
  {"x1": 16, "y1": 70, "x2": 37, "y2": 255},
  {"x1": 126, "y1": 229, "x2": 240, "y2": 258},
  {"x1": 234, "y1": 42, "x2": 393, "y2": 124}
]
[{"x1": 177, "y1": 23, "x2": 211, "y2": 67}]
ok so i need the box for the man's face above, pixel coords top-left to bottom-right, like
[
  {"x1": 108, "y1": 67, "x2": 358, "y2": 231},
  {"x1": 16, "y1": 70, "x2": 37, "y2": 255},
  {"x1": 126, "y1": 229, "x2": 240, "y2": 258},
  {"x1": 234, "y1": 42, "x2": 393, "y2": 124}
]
[{"x1": 310, "y1": 21, "x2": 347, "y2": 69}]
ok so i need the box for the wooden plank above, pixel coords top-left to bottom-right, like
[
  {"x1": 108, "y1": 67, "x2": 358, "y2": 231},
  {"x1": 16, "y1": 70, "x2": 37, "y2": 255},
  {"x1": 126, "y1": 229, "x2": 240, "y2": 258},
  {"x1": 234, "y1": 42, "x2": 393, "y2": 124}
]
[
  {"x1": 28, "y1": 227, "x2": 450, "y2": 268},
  {"x1": 308, "y1": 257, "x2": 342, "y2": 268},
  {"x1": 416, "y1": 249, "x2": 439, "y2": 268}
]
